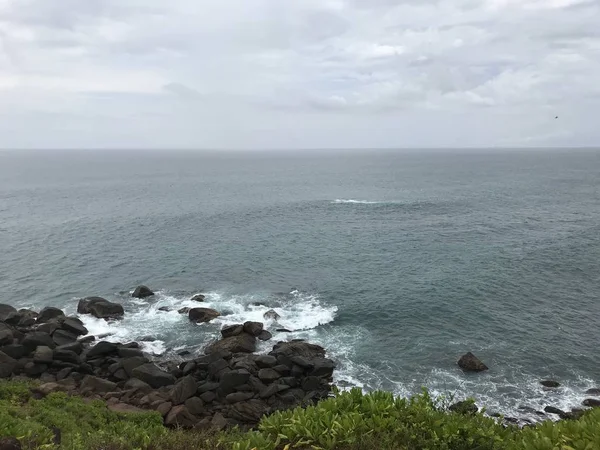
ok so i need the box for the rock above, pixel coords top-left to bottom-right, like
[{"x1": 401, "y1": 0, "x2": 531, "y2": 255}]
[
  {"x1": 87, "y1": 341, "x2": 118, "y2": 358},
  {"x1": 56, "y1": 367, "x2": 72, "y2": 380},
  {"x1": 78, "y1": 336, "x2": 95, "y2": 344},
  {"x1": 178, "y1": 307, "x2": 190, "y2": 314},
  {"x1": 77, "y1": 297, "x2": 124, "y2": 319},
  {"x1": 210, "y1": 412, "x2": 228, "y2": 430},
  {"x1": 585, "y1": 388, "x2": 600, "y2": 396},
  {"x1": 457, "y1": 352, "x2": 488, "y2": 372},
  {"x1": 56, "y1": 341, "x2": 83, "y2": 355},
  {"x1": 258, "y1": 368, "x2": 281, "y2": 384},
  {"x1": 0, "y1": 437, "x2": 21, "y2": 450},
  {"x1": 226, "y1": 392, "x2": 254, "y2": 403},
  {"x1": 191, "y1": 294, "x2": 206, "y2": 302},
  {"x1": 205, "y1": 333, "x2": 256, "y2": 355},
  {"x1": 53, "y1": 349, "x2": 81, "y2": 365},
  {"x1": 255, "y1": 355, "x2": 277, "y2": 369},
  {"x1": 52, "y1": 329, "x2": 78, "y2": 346},
  {"x1": 560, "y1": 409, "x2": 586, "y2": 420},
  {"x1": 34, "y1": 382, "x2": 70, "y2": 396},
  {"x1": 227, "y1": 399, "x2": 269, "y2": 424},
  {"x1": 449, "y1": 401, "x2": 478, "y2": 415},
  {"x1": 33, "y1": 346, "x2": 54, "y2": 364},
  {"x1": 208, "y1": 358, "x2": 229, "y2": 378},
  {"x1": 132, "y1": 285, "x2": 154, "y2": 299},
  {"x1": 200, "y1": 391, "x2": 216, "y2": 403},
  {"x1": 290, "y1": 356, "x2": 314, "y2": 369},
  {"x1": 0, "y1": 329, "x2": 13, "y2": 346},
  {"x1": 219, "y1": 370, "x2": 251, "y2": 395},
  {"x1": 0, "y1": 345, "x2": 26, "y2": 360},
  {"x1": 198, "y1": 382, "x2": 220, "y2": 394},
  {"x1": 276, "y1": 328, "x2": 292, "y2": 333},
  {"x1": 156, "y1": 401, "x2": 172, "y2": 417},
  {"x1": 583, "y1": 398, "x2": 600, "y2": 407},
  {"x1": 132, "y1": 364, "x2": 176, "y2": 388},
  {"x1": 39, "y1": 373, "x2": 56, "y2": 383},
  {"x1": 81, "y1": 375, "x2": 118, "y2": 393},
  {"x1": 165, "y1": 405, "x2": 197, "y2": 428},
  {"x1": 273, "y1": 365, "x2": 291, "y2": 376},
  {"x1": 0, "y1": 351, "x2": 17, "y2": 378},
  {"x1": 258, "y1": 330, "x2": 272, "y2": 341},
  {"x1": 24, "y1": 362, "x2": 48, "y2": 377},
  {"x1": 263, "y1": 310, "x2": 280, "y2": 321},
  {"x1": 0, "y1": 304, "x2": 18, "y2": 322},
  {"x1": 301, "y1": 376, "x2": 321, "y2": 391},
  {"x1": 221, "y1": 325, "x2": 244, "y2": 339},
  {"x1": 540, "y1": 380, "x2": 560, "y2": 388},
  {"x1": 243, "y1": 321, "x2": 263, "y2": 337},
  {"x1": 118, "y1": 347, "x2": 144, "y2": 358},
  {"x1": 271, "y1": 341, "x2": 326, "y2": 360},
  {"x1": 189, "y1": 308, "x2": 220, "y2": 323},
  {"x1": 259, "y1": 384, "x2": 289, "y2": 399},
  {"x1": 544, "y1": 406, "x2": 565, "y2": 415},
  {"x1": 36, "y1": 307, "x2": 65, "y2": 323},
  {"x1": 61, "y1": 318, "x2": 88, "y2": 336},
  {"x1": 22, "y1": 332, "x2": 55, "y2": 351},
  {"x1": 184, "y1": 397, "x2": 204, "y2": 415},
  {"x1": 170, "y1": 376, "x2": 198, "y2": 405},
  {"x1": 158, "y1": 307, "x2": 171, "y2": 312},
  {"x1": 311, "y1": 358, "x2": 335, "y2": 378}
]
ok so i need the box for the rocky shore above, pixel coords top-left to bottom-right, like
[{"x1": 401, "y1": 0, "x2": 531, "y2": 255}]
[{"x1": 0, "y1": 289, "x2": 336, "y2": 430}]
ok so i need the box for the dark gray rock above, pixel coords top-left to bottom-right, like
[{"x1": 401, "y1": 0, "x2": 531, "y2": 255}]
[
  {"x1": 78, "y1": 336, "x2": 95, "y2": 344},
  {"x1": 184, "y1": 396, "x2": 204, "y2": 415},
  {"x1": 37, "y1": 307, "x2": 65, "y2": 324},
  {"x1": 0, "y1": 351, "x2": 17, "y2": 378},
  {"x1": 301, "y1": 376, "x2": 321, "y2": 391},
  {"x1": 585, "y1": 388, "x2": 600, "y2": 396},
  {"x1": 118, "y1": 347, "x2": 144, "y2": 358},
  {"x1": 191, "y1": 294, "x2": 206, "y2": 302},
  {"x1": 61, "y1": 318, "x2": 88, "y2": 336},
  {"x1": 208, "y1": 358, "x2": 229, "y2": 378},
  {"x1": 583, "y1": 398, "x2": 600, "y2": 407},
  {"x1": 170, "y1": 376, "x2": 198, "y2": 405},
  {"x1": 52, "y1": 330, "x2": 78, "y2": 346},
  {"x1": 87, "y1": 341, "x2": 118, "y2": 358},
  {"x1": 181, "y1": 361, "x2": 196, "y2": 376},
  {"x1": 457, "y1": 352, "x2": 488, "y2": 372},
  {"x1": 276, "y1": 328, "x2": 292, "y2": 333},
  {"x1": 279, "y1": 377, "x2": 299, "y2": 388},
  {"x1": 165, "y1": 405, "x2": 197, "y2": 428},
  {"x1": 178, "y1": 307, "x2": 190, "y2": 314},
  {"x1": 0, "y1": 345, "x2": 26, "y2": 360},
  {"x1": 243, "y1": 321, "x2": 263, "y2": 337},
  {"x1": 540, "y1": 380, "x2": 560, "y2": 388},
  {"x1": 132, "y1": 285, "x2": 154, "y2": 299},
  {"x1": 56, "y1": 341, "x2": 83, "y2": 355},
  {"x1": 290, "y1": 356, "x2": 314, "y2": 369},
  {"x1": 248, "y1": 376, "x2": 267, "y2": 393},
  {"x1": 56, "y1": 367, "x2": 72, "y2": 381},
  {"x1": 263, "y1": 309, "x2": 280, "y2": 321},
  {"x1": 291, "y1": 365, "x2": 304, "y2": 378},
  {"x1": 0, "y1": 436, "x2": 22, "y2": 450},
  {"x1": 219, "y1": 370, "x2": 251, "y2": 395},
  {"x1": 258, "y1": 330, "x2": 272, "y2": 341},
  {"x1": 24, "y1": 361, "x2": 48, "y2": 377},
  {"x1": 36, "y1": 322, "x2": 61, "y2": 336},
  {"x1": 156, "y1": 401, "x2": 172, "y2": 417},
  {"x1": 544, "y1": 406, "x2": 565, "y2": 415},
  {"x1": 0, "y1": 329, "x2": 13, "y2": 346},
  {"x1": 200, "y1": 391, "x2": 216, "y2": 403},
  {"x1": 0, "y1": 304, "x2": 17, "y2": 322},
  {"x1": 226, "y1": 391, "x2": 254, "y2": 403},
  {"x1": 122, "y1": 356, "x2": 149, "y2": 377},
  {"x1": 198, "y1": 382, "x2": 219, "y2": 394},
  {"x1": 258, "y1": 368, "x2": 281, "y2": 384},
  {"x1": 53, "y1": 349, "x2": 81, "y2": 365},
  {"x1": 449, "y1": 401, "x2": 478, "y2": 415},
  {"x1": 271, "y1": 340, "x2": 326, "y2": 359},
  {"x1": 77, "y1": 297, "x2": 124, "y2": 319},
  {"x1": 81, "y1": 375, "x2": 117, "y2": 393},
  {"x1": 255, "y1": 355, "x2": 277, "y2": 369},
  {"x1": 158, "y1": 307, "x2": 171, "y2": 312},
  {"x1": 131, "y1": 364, "x2": 176, "y2": 388},
  {"x1": 221, "y1": 325, "x2": 244, "y2": 339},
  {"x1": 259, "y1": 383, "x2": 290, "y2": 399},
  {"x1": 311, "y1": 358, "x2": 335, "y2": 378},
  {"x1": 22, "y1": 332, "x2": 55, "y2": 352},
  {"x1": 189, "y1": 308, "x2": 220, "y2": 323},
  {"x1": 227, "y1": 399, "x2": 269, "y2": 424},
  {"x1": 33, "y1": 346, "x2": 54, "y2": 364},
  {"x1": 205, "y1": 333, "x2": 256, "y2": 354}
]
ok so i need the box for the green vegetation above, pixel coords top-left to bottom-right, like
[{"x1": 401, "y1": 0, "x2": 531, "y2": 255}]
[{"x1": 1, "y1": 380, "x2": 600, "y2": 450}]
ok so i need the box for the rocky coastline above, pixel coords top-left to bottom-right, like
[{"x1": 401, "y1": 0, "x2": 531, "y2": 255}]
[{"x1": 1, "y1": 286, "x2": 599, "y2": 432}]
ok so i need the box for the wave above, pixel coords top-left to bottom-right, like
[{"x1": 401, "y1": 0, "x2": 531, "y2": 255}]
[{"x1": 332, "y1": 199, "x2": 384, "y2": 204}]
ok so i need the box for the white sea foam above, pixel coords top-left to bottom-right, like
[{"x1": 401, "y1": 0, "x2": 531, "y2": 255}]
[{"x1": 332, "y1": 199, "x2": 382, "y2": 204}]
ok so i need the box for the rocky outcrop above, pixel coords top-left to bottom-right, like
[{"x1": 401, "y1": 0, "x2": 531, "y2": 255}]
[
  {"x1": 263, "y1": 310, "x2": 280, "y2": 321},
  {"x1": 77, "y1": 297, "x2": 124, "y2": 320},
  {"x1": 583, "y1": 398, "x2": 600, "y2": 407},
  {"x1": 585, "y1": 388, "x2": 600, "y2": 396},
  {"x1": 131, "y1": 364, "x2": 176, "y2": 388},
  {"x1": 457, "y1": 352, "x2": 488, "y2": 372},
  {"x1": 189, "y1": 308, "x2": 220, "y2": 323},
  {"x1": 191, "y1": 294, "x2": 206, "y2": 302},
  {"x1": 132, "y1": 286, "x2": 155, "y2": 299},
  {"x1": 205, "y1": 333, "x2": 256, "y2": 354},
  {"x1": 36, "y1": 307, "x2": 65, "y2": 324},
  {"x1": 540, "y1": 380, "x2": 560, "y2": 388}
]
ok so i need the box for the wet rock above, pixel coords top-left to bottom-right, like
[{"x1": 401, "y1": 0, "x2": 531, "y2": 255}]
[
  {"x1": 132, "y1": 363, "x2": 176, "y2": 388},
  {"x1": 449, "y1": 401, "x2": 478, "y2": 415},
  {"x1": 36, "y1": 307, "x2": 65, "y2": 324},
  {"x1": 540, "y1": 380, "x2": 560, "y2": 388},
  {"x1": 87, "y1": 341, "x2": 118, "y2": 358},
  {"x1": 33, "y1": 346, "x2": 54, "y2": 364},
  {"x1": 276, "y1": 328, "x2": 292, "y2": 333},
  {"x1": 585, "y1": 388, "x2": 600, "y2": 396},
  {"x1": 263, "y1": 309, "x2": 280, "y2": 321},
  {"x1": 221, "y1": 325, "x2": 244, "y2": 339},
  {"x1": 78, "y1": 297, "x2": 124, "y2": 320},
  {"x1": 544, "y1": 406, "x2": 565, "y2": 415},
  {"x1": 258, "y1": 330, "x2": 272, "y2": 341},
  {"x1": 158, "y1": 307, "x2": 171, "y2": 312},
  {"x1": 258, "y1": 368, "x2": 281, "y2": 384},
  {"x1": 189, "y1": 308, "x2": 220, "y2": 323},
  {"x1": 61, "y1": 318, "x2": 88, "y2": 336},
  {"x1": 78, "y1": 336, "x2": 95, "y2": 344},
  {"x1": 22, "y1": 332, "x2": 56, "y2": 352},
  {"x1": 170, "y1": 375, "x2": 198, "y2": 405},
  {"x1": 243, "y1": 321, "x2": 263, "y2": 337},
  {"x1": 178, "y1": 307, "x2": 190, "y2": 314},
  {"x1": 0, "y1": 437, "x2": 21, "y2": 450},
  {"x1": 583, "y1": 398, "x2": 600, "y2": 407},
  {"x1": 0, "y1": 351, "x2": 17, "y2": 378},
  {"x1": 255, "y1": 355, "x2": 277, "y2": 369},
  {"x1": 52, "y1": 330, "x2": 78, "y2": 346},
  {"x1": 205, "y1": 333, "x2": 256, "y2": 355},
  {"x1": 184, "y1": 397, "x2": 204, "y2": 415},
  {"x1": 457, "y1": 352, "x2": 488, "y2": 372},
  {"x1": 165, "y1": 405, "x2": 197, "y2": 428},
  {"x1": 81, "y1": 375, "x2": 118, "y2": 393},
  {"x1": 271, "y1": 341, "x2": 326, "y2": 360},
  {"x1": 191, "y1": 294, "x2": 206, "y2": 302},
  {"x1": 132, "y1": 285, "x2": 154, "y2": 299},
  {"x1": 0, "y1": 304, "x2": 17, "y2": 322}
]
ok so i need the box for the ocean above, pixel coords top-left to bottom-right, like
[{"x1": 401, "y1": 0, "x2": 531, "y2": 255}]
[{"x1": 1, "y1": 148, "x2": 599, "y2": 420}]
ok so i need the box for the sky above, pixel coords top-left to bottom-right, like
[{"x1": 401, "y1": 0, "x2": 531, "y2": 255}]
[{"x1": 0, "y1": 0, "x2": 599, "y2": 149}]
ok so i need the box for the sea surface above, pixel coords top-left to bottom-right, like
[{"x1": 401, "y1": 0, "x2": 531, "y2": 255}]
[{"x1": 1, "y1": 148, "x2": 599, "y2": 420}]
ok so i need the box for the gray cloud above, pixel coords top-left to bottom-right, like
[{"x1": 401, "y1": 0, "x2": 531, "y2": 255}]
[{"x1": 0, "y1": 0, "x2": 598, "y2": 149}]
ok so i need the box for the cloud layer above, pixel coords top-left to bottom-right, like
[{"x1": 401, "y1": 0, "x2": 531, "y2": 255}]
[{"x1": 1, "y1": 0, "x2": 598, "y2": 149}]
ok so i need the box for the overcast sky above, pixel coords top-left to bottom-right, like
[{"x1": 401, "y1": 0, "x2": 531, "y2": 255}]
[{"x1": 0, "y1": 0, "x2": 599, "y2": 149}]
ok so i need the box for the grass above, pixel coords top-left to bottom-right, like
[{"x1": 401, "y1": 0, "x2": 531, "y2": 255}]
[{"x1": 1, "y1": 380, "x2": 600, "y2": 450}]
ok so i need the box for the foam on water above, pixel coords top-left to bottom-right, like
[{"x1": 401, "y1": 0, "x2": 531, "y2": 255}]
[{"x1": 332, "y1": 199, "x2": 382, "y2": 204}]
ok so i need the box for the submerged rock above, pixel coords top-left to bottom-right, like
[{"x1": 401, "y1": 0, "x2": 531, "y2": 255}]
[
  {"x1": 191, "y1": 294, "x2": 206, "y2": 302},
  {"x1": 457, "y1": 352, "x2": 488, "y2": 372},
  {"x1": 189, "y1": 308, "x2": 220, "y2": 323},
  {"x1": 540, "y1": 380, "x2": 560, "y2": 388},
  {"x1": 132, "y1": 285, "x2": 155, "y2": 299},
  {"x1": 263, "y1": 310, "x2": 280, "y2": 321}
]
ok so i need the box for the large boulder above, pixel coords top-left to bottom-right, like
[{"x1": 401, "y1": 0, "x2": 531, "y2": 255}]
[
  {"x1": 0, "y1": 351, "x2": 17, "y2": 378},
  {"x1": 132, "y1": 286, "x2": 154, "y2": 299},
  {"x1": 36, "y1": 307, "x2": 65, "y2": 324},
  {"x1": 583, "y1": 399, "x2": 600, "y2": 407},
  {"x1": 540, "y1": 380, "x2": 560, "y2": 388},
  {"x1": 205, "y1": 333, "x2": 256, "y2": 355},
  {"x1": 77, "y1": 297, "x2": 124, "y2": 320},
  {"x1": 165, "y1": 405, "x2": 197, "y2": 428},
  {"x1": 131, "y1": 363, "x2": 176, "y2": 388},
  {"x1": 271, "y1": 341, "x2": 326, "y2": 360},
  {"x1": 33, "y1": 346, "x2": 54, "y2": 364},
  {"x1": 191, "y1": 294, "x2": 206, "y2": 302},
  {"x1": 61, "y1": 318, "x2": 88, "y2": 336},
  {"x1": 170, "y1": 376, "x2": 198, "y2": 405},
  {"x1": 243, "y1": 321, "x2": 264, "y2": 337},
  {"x1": 189, "y1": 308, "x2": 220, "y2": 323},
  {"x1": 0, "y1": 328, "x2": 13, "y2": 346},
  {"x1": 0, "y1": 304, "x2": 17, "y2": 322},
  {"x1": 80, "y1": 375, "x2": 117, "y2": 393},
  {"x1": 86, "y1": 341, "x2": 118, "y2": 358},
  {"x1": 457, "y1": 352, "x2": 488, "y2": 372},
  {"x1": 226, "y1": 399, "x2": 269, "y2": 424},
  {"x1": 22, "y1": 332, "x2": 56, "y2": 352},
  {"x1": 221, "y1": 325, "x2": 244, "y2": 339},
  {"x1": 52, "y1": 330, "x2": 78, "y2": 346},
  {"x1": 263, "y1": 310, "x2": 280, "y2": 321}
]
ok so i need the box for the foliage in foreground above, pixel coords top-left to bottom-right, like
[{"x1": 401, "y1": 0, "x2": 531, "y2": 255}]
[{"x1": 2, "y1": 380, "x2": 600, "y2": 450}]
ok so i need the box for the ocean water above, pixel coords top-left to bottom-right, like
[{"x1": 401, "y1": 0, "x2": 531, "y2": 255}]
[{"x1": 1, "y1": 148, "x2": 599, "y2": 420}]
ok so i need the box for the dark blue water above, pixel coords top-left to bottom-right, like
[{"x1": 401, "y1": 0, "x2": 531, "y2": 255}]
[{"x1": 1, "y1": 149, "x2": 599, "y2": 418}]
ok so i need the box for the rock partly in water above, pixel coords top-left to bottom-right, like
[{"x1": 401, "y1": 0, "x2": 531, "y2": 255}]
[
  {"x1": 457, "y1": 352, "x2": 488, "y2": 372},
  {"x1": 243, "y1": 321, "x2": 263, "y2": 337},
  {"x1": 449, "y1": 401, "x2": 478, "y2": 415},
  {"x1": 540, "y1": 380, "x2": 560, "y2": 388},
  {"x1": 263, "y1": 310, "x2": 281, "y2": 321},
  {"x1": 583, "y1": 398, "x2": 600, "y2": 408},
  {"x1": 258, "y1": 330, "x2": 272, "y2": 341},
  {"x1": 221, "y1": 325, "x2": 244, "y2": 339},
  {"x1": 77, "y1": 297, "x2": 124, "y2": 320},
  {"x1": 132, "y1": 286, "x2": 155, "y2": 299},
  {"x1": 585, "y1": 388, "x2": 600, "y2": 396},
  {"x1": 205, "y1": 333, "x2": 256, "y2": 355},
  {"x1": 189, "y1": 308, "x2": 220, "y2": 323},
  {"x1": 191, "y1": 294, "x2": 206, "y2": 302},
  {"x1": 36, "y1": 307, "x2": 65, "y2": 324},
  {"x1": 544, "y1": 406, "x2": 565, "y2": 415},
  {"x1": 61, "y1": 318, "x2": 88, "y2": 336}
]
